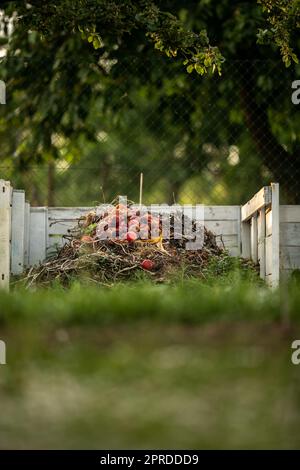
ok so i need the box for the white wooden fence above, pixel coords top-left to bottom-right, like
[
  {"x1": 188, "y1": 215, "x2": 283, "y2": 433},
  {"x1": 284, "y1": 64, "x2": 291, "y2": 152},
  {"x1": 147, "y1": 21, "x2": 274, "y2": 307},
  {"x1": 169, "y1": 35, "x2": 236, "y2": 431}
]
[
  {"x1": 240, "y1": 183, "x2": 300, "y2": 286},
  {"x1": 1, "y1": 180, "x2": 300, "y2": 289},
  {"x1": 241, "y1": 183, "x2": 279, "y2": 286}
]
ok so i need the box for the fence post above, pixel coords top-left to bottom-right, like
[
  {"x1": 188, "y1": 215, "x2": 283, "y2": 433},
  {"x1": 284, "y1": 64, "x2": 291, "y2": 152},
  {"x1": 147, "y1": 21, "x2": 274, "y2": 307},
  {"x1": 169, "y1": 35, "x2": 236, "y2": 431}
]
[
  {"x1": 11, "y1": 189, "x2": 25, "y2": 275},
  {"x1": 241, "y1": 221, "x2": 251, "y2": 259},
  {"x1": 241, "y1": 185, "x2": 275, "y2": 284},
  {"x1": 0, "y1": 180, "x2": 12, "y2": 290},
  {"x1": 258, "y1": 207, "x2": 266, "y2": 280},
  {"x1": 24, "y1": 202, "x2": 30, "y2": 267},
  {"x1": 250, "y1": 214, "x2": 258, "y2": 263},
  {"x1": 28, "y1": 207, "x2": 48, "y2": 266},
  {"x1": 271, "y1": 183, "x2": 280, "y2": 287}
]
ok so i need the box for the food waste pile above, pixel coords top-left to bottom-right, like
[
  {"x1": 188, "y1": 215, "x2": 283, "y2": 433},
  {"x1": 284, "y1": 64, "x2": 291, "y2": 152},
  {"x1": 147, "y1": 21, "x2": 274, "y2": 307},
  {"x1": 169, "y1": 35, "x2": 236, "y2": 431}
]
[{"x1": 25, "y1": 201, "x2": 233, "y2": 287}]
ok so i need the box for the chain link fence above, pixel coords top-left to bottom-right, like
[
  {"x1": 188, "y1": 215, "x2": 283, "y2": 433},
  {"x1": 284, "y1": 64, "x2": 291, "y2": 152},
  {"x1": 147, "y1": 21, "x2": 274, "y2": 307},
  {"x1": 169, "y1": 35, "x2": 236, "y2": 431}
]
[{"x1": 0, "y1": 57, "x2": 299, "y2": 206}]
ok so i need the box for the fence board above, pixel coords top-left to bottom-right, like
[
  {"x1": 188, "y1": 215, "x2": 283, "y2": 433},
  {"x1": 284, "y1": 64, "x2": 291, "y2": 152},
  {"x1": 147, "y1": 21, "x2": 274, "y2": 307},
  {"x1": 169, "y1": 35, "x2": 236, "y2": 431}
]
[
  {"x1": 266, "y1": 210, "x2": 272, "y2": 237},
  {"x1": 48, "y1": 206, "x2": 240, "y2": 221},
  {"x1": 204, "y1": 206, "x2": 240, "y2": 221},
  {"x1": 48, "y1": 207, "x2": 92, "y2": 221},
  {"x1": 241, "y1": 221, "x2": 251, "y2": 259},
  {"x1": 280, "y1": 246, "x2": 300, "y2": 271},
  {"x1": 258, "y1": 207, "x2": 266, "y2": 279},
  {"x1": 11, "y1": 190, "x2": 25, "y2": 275},
  {"x1": 271, "y1": 183, "x2": 280, "y2": 287},
  {"x1": 215, "y1": 235, "x2": 238, "y2": 249},
  {"x1": 225, "y1": 246, "x2": 240, "y2": 257},
  {"x1": 280, "y1": 223, "x2": 300, "y2": 246},
  {"x1": 23, "y1": 202, "x2": 30, "y2": 267},
  {"x1": 48, "y1": 220, "x2": 79, "y2": 236},
  {"x1": 265, "y1": 236, "x2": 273, "y2": 276},
  {"x1": 29, "y1": 208, "x2": 48, "y2": 266},
  {"x1": 265, "y1": 273, "x2": 273, "y2": 286},
  {"x1": 237, "y1": 205, "x2": 242, "y2": 256},
  {"x1": 250, "y1": 215, "x2": 258, "y2": 263},
  {"x1": 280, "y1": 206, "x2": 300, "y2": 223},
  {"x1": 241, "y1": 186, "x2": 271, "y2": 222},
  {"x1": 204, "y1": 220, "x2": 238, "y2": 236},
  {"x1": 0, "y1": 180, "x2": 11, "y2": 289}
]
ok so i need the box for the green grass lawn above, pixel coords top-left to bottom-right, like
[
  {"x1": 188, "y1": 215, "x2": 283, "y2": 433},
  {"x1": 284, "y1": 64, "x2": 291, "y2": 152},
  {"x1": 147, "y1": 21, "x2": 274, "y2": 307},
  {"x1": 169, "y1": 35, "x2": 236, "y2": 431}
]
[
  {"x1": 1, "y1": 278, "x2": 300, "y2": 326},
  {"x1": 0, "y1": 279, "x2": 300, "y2": 449}
]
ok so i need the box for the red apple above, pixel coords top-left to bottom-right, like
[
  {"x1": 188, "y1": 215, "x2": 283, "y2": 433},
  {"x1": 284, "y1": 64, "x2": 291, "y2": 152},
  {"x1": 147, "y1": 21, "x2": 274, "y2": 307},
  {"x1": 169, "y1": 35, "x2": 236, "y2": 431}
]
[
  {"x1": 126, "y1": 231, "x2": 138, "y2": 242},
  {"x1": 141, "y1": 259, "x2": 155, "y2": 271}
]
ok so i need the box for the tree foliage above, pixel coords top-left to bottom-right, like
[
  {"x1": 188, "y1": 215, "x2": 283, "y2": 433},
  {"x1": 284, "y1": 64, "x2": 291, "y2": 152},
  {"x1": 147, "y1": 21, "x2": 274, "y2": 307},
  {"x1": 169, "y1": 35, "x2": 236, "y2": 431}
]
[
  {"x1": 2, "y1": 0, "x2": 225, "y2": 75},
  {"x1": 0, "y1": 0, "x2": 300, "y2": 204},
  {"x1": 257, "y1": 0, "x2": 300, "y2": 66}
]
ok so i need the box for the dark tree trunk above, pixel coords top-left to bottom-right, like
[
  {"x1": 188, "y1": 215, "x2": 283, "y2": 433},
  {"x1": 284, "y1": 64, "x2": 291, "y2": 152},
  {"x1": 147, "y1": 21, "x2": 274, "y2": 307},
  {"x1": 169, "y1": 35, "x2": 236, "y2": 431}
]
[{"x1": 240, "y1": 72, "x2": 300, "y2": 204}]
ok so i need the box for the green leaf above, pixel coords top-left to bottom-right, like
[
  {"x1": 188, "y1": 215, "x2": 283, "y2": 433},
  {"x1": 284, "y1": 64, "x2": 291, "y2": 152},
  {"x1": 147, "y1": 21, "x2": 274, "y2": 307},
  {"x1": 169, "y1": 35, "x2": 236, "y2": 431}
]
[
  {"x1": 84, "y1": 223, "x2": 97, "y2": 235},
  {"x1": 187, "y1": 64, "x2": 194, "y2": 73},
  {"x1": 195, "y1": 63, "x2": 204, "y2": 74}
]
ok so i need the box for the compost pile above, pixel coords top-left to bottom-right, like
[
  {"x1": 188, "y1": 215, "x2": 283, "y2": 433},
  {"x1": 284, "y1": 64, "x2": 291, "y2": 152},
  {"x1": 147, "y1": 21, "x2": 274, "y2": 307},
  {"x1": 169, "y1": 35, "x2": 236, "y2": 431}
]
[{"x1": 25, "y1": 201, "x2": 226, "y2": 287}]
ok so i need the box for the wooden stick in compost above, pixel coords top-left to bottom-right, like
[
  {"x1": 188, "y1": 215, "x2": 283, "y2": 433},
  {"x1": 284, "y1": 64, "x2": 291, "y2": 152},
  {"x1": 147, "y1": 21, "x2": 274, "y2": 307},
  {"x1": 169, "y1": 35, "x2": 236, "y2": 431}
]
[{"x1": 139, "y1": 172, "x2": 143, "y2": 206}]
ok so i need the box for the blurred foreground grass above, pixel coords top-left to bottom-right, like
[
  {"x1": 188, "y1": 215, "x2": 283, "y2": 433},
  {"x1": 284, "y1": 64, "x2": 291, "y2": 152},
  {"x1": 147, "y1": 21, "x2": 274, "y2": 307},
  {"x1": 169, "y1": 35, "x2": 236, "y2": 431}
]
[
  {"x1": 0, "y1": 277, "x2": 300, "y2": 325},
  {"x1": 0, "y1": 279, "x2": 300, "y2": 448}
]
